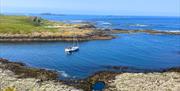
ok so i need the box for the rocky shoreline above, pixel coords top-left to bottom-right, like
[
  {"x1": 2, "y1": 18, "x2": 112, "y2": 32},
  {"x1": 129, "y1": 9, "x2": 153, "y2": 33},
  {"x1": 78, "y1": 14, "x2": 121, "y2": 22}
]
[
  {"x1": 0, "y1": 58, "x2": 180, "y2": 91},
  {"x1": 0, "y1": 35, "x2": 114, "y2": 42},
  {"x1": 106, "y1": 72, "x2": 180, "y2": 91},
  {"x1": 0, "y1": 58, "x2": 83, "y2": 91},
  {"x1": 0, "y1": 69, "x2": 82, "y2": 91},
  {"x1": 0, "y1": 29, "x2": 179, "y2": 42},
  {"x1": 0, "y1": 31, "x2": 114, "y2": 42}
]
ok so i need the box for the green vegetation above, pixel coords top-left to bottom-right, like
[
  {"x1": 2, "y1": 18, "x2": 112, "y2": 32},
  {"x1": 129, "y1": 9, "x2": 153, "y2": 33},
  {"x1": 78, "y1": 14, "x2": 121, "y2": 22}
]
[
  {"x1": 1, "y1": 87, "x2": 16, "y2": 91},
  {"x1": 0, "y1": 15, "x2": 59, "y2": 34},
  {"x1": 0, "y1": 15, "x2": 96, "y2": 37}
]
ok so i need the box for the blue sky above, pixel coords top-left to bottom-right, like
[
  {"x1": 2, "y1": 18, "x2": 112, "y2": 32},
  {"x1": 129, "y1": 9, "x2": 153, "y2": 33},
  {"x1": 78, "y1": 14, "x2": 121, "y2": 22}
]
[{"x1": 1, "y1": 0, "x2": 180, "y2": 16}]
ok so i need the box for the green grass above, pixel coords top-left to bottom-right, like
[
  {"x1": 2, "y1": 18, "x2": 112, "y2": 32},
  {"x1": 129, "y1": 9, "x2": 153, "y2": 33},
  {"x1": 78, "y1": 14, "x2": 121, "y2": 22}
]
[
  {"x1": 0, "y1": 15, "x2": 59, "y2": 34},
  {"x1": 0, "y1": 15, "x2": 98, "y2": 37}
]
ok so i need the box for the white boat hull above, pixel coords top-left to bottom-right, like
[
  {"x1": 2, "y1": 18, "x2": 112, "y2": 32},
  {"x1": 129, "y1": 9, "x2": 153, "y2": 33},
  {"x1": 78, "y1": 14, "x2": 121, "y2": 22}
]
[{"x1": 65, "y1": 46, "x2": 79, "y2": 52}]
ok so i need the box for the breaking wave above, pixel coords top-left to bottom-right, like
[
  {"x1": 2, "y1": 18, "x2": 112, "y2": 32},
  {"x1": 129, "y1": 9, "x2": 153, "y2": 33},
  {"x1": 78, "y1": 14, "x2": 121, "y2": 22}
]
[
  {"x1": 58, "y1": 71, "x2": 70, "y2": 78},
  {"x1": 130, "y1": 24, "x2": 149, "y2": 27},
  {"x1": 154, "y1": 29, "x2": 180, "y2": 32},
  {"x1": 96, "y1": 21, "x2": 112, "y2": 25},
  {"x1": 63, "y1": 20, "x2": 86, "y2": 24}
]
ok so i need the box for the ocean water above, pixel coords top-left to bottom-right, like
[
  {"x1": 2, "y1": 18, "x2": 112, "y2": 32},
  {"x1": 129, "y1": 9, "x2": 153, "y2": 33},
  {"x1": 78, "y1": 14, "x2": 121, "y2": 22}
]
[
  {"x1": 36, "y1": 15, "x2": 180, "y2": 31},
  {"x1": 0, "y1": 34, "x2": 180, "y2": 79},
  {"x1": 0, "y1": 15, "x2": 180, "y2": 79}
]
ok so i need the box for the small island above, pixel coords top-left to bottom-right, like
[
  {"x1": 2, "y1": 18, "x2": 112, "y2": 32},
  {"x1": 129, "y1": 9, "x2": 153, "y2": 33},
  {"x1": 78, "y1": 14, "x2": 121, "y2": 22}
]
[{"x1": 0, "y1": 15, "x2": 114, "y2": 42}]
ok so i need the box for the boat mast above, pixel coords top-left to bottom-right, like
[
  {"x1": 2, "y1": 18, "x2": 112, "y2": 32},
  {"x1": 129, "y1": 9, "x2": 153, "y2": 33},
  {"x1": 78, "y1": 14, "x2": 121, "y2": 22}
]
[
  {"x1": 73, "y1": 33, "x2": 75, "y2": 47},
  {"x1": 76, "y1": 35, "x2": 79, "y2": 47},
  {"x1": 74, "y1": 32, "x2": 79, "y2": 47}
]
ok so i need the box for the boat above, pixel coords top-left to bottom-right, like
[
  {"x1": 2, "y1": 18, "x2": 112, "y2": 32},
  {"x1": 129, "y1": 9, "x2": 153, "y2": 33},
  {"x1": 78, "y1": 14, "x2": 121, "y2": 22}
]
[
  {"x1": 65, "y1": 46, "x2": 79, "y2": 52},
  {"x1": 65, "y1": 34, "x2": 79, "y2": 53}
]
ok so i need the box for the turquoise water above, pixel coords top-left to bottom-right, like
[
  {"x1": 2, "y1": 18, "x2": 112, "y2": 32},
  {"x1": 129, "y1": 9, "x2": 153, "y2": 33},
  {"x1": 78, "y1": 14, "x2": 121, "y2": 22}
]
[{"x1": 0, "y1": 34, "x2": 180, "y2": 79}]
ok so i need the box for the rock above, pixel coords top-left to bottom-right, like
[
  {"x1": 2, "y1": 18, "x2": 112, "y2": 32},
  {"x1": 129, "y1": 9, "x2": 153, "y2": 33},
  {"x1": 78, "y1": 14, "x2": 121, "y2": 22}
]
[
  {"x1": 0, "y1": 58, "x2": 58, "y2": 80},
  {"x1": 0, "y1": 58, "x2": 82, "y2": 91},
  {"x1": 106, "y1": 72, "x2": 180, "y2": 91},
  {"x1": 0, "y1": 68, "x2": 82, "y2": 91},
  {"x1": 76, "y1": 24, "x2": 96, "y2": 29}
]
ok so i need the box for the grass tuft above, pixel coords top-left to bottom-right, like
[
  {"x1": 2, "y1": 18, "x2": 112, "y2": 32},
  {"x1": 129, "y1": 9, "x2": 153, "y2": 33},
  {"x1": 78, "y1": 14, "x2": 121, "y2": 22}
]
[{"x1": 2, "y1": 87, "x2": 16, "y2": 91}]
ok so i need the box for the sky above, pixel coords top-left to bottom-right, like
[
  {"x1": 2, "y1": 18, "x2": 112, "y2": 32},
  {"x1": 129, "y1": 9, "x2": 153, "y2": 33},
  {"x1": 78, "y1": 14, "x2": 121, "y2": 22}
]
[{"x1": 1, "y1": 0, "x2": 180, "y2": 16}]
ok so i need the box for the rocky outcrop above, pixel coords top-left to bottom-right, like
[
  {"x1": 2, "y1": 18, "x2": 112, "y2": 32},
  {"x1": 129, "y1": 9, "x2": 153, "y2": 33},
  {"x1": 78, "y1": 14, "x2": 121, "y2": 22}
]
[
  {"x1": 0, "y1": 58, "x2": 82, "y2": 91},
  {"x1": 75, "y1": 23, "x2": 96, "y2": 29},
  {"x1": 106, "y1": 72, "x2": 180, "y2": 91},
  {"x1": 0, "y1": 58, "x2": 58, "y2": 81},
  {"x1": 0, "y1": 69, "x2": 82, "y2": 91}
]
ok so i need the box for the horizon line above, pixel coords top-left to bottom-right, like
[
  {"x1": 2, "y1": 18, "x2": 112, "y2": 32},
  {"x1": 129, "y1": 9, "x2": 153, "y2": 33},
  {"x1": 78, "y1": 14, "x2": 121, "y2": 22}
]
[{"x1": 1, "y1": 12, "x2": 180, "y2": 17}]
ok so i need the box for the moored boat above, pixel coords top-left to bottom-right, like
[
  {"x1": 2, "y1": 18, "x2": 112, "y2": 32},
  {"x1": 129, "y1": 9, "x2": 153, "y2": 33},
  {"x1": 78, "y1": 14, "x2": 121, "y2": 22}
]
[
  {"x1": 65, "y1": 34, "x2": 79, "y2": 53},
  {"x1": 65, "y1": 46, "x2": 79, "y2": 52}
]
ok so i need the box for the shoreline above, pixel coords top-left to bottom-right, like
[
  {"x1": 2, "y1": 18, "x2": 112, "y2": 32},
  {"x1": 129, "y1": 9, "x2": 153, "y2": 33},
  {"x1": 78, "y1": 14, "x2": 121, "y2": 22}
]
[
  {"x1": 1, "y1": 58, "x2": 180, "y2": 91},
  {"x1": 0, "y1": 29, "x2": 179, "y2": 42},
  {"x1": 0, "y1": 35, "x2": 114, "y2": 42}
]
